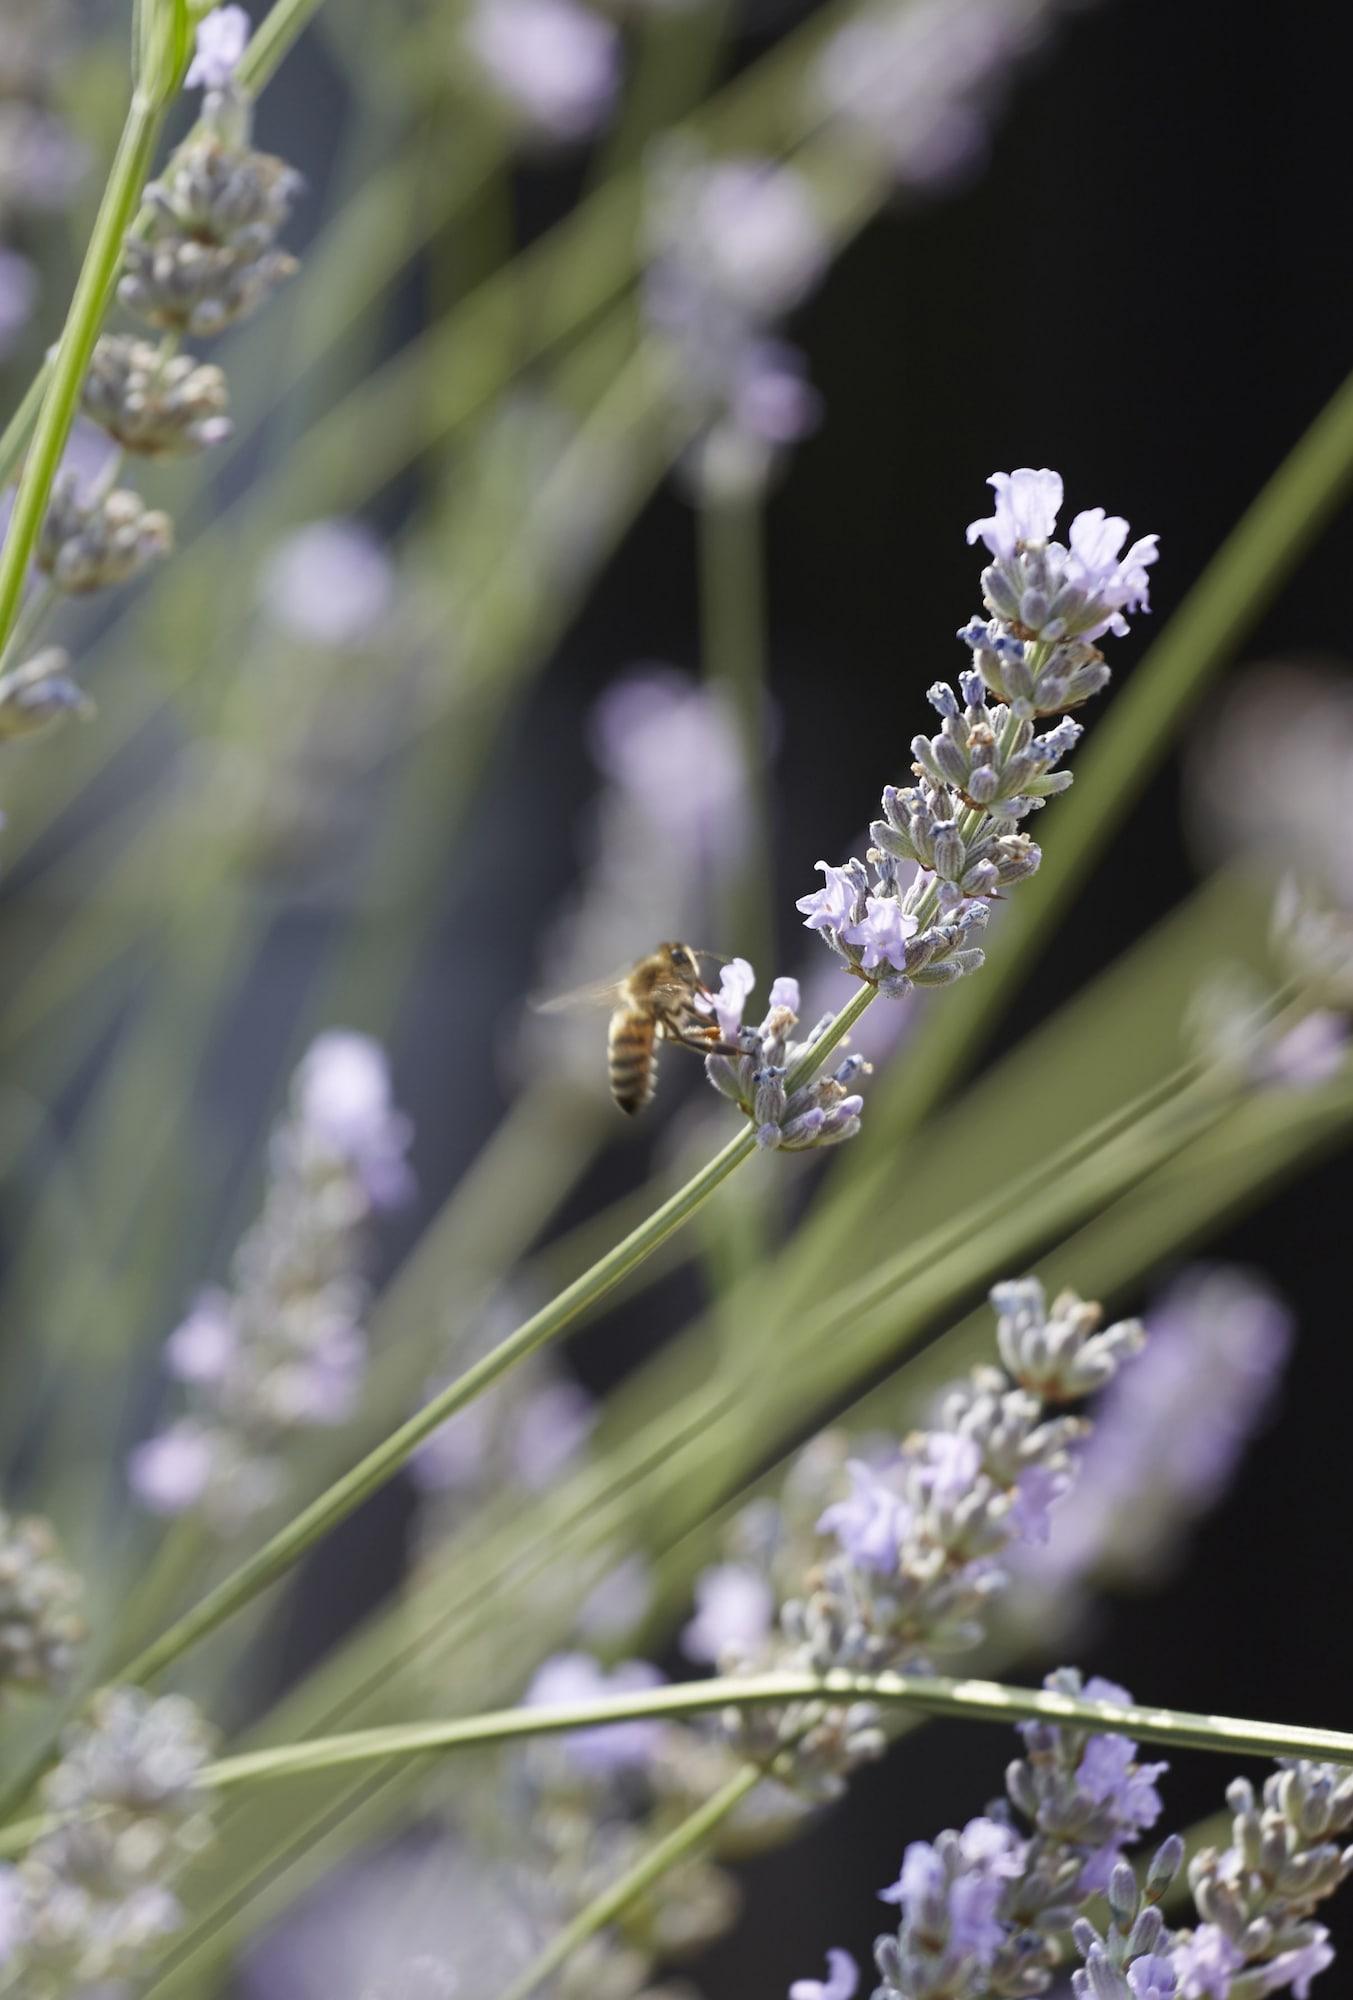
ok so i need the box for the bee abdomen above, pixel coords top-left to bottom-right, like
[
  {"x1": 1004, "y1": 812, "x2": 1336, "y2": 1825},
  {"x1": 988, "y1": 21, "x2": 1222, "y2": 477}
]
[{"x1": 608, "y1": 1007, "x2": 656, "y2": 1116}]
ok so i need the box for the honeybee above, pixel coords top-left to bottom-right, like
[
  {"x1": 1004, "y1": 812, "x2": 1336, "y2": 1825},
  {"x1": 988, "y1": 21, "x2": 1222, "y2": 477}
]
[{"x1": 537, "y1": 942, "x2": 736, "y2": 1115}]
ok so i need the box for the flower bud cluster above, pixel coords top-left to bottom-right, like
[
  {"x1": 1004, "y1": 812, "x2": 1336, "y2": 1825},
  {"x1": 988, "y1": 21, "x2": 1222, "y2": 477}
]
[
  {"x1": 1168, "y1": 1763, "x2": 1353, "y2": 1999},
  {"x1": 798, "y1": 471, "x2": 1157, "y2": 999},
  {"x1": 0, "y1": 1506, "x2": 85, "y2": 1697},
  {"x1": 80, "y1": 336, "x2": 232, "y2": 457},
  {"x1": 701, "y1": 961, "x2": 868, "y2": 1150},
  {"x1": 36, "y1": 467, "x2": 173, "y2": 595},
  {"x1": 713, "y1": 1279, "x2": 1142, "y2": 1796},
  {"x1": 128, "y1": 1032, "x2": 413, "y2": 1534},
  {"x1": 0, "y1": 1686, "x2": 215, "y2": 1996}
]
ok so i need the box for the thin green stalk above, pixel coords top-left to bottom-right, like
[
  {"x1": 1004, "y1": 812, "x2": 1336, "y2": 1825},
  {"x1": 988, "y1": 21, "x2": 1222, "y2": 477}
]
[
  {"x1": 0, "y1": 364, "x2": 50, "y2": 494},
  {"x1": 497, "y1": 1765, "x2": 763, "y2": 2000},
  {"x1": 0, "y1": 92, "x2": 165, "y2": 649},
  {"x1": 114, "y1": 1124, "x2": 759, "y2": 1687},
  {"x1": 236, "y1": 0, "x2": 330, "y2": 91}
]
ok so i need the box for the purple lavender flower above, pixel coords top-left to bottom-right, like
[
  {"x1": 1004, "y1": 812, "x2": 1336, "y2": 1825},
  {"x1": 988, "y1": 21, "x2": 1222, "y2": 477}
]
[
  {"x1": 259, "y1": 520, "x2": 394, "y2": 649},
  {"x1": 1128, "y1": 1953, "x2": 1180, "y2": 1999},
  {"x1": 967, "y1": 467, "x2": 1158, "y2": 644},
  {"x1": 294, "y1": 1031, "x2": 414, "y2": 1208},
  {"x1": 1171, "y1": 1926, "x2": 1246, "y2": 1997},
  {"x1": 966, "y1": 467, "x2": 1066, "y2": 560},
  {"x1": 817, "y1": 1460, "x2": 910, "y2": 1574},
  {"x1": 185, "y1": 5, "x2": 251, "y2": 90},
  {"x1": 643, "y1": 146, "x2": 827, "y2": 484},
  {"x1": 796, "y1": 861, "x2": 864, "y2": 934},
  {"x1": 790, "y1": 1948, "x2": 859, "y2": 2000},
  {"x1": 1009, "y1": 1669, "x2": 1166, "y2": 1894},
  {"x1": 681, "y1": 1562, "x2": 775, "y2": 1664},
  {"x1": 844, "y1": 895, "x2": 920, "y2": 972},
  {"x1": 464, "y1": 0, "x2": 620, "y2": 141},
  {"x1": 814, "y1": 0, "x2": 1064, "y2": 192},
  {"x1": 523, "y1": 1653, "x2": 666, "y2": 1777},
  {"x1": 127, "y1": 1422, "x2": 216, "y2": 1516},
  {"x1": 702, "y1": 961, "x2": 868, "y2": 1149},
  {"x1": 881, "y1": 1817, "x2": 1025, "y2": 1956}
]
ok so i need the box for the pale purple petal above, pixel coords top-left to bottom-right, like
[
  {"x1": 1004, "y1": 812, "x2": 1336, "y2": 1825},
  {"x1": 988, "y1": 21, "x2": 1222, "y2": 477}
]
[
  {"x1": 797, "y1": 860, "x2": 860, "y2": 933},
  {"x1": 843, "y1": 894, "x2": 919, "y2": 971},
  {"x1": 128, "y1": 1425, "x2": 213, "y2": 1514},
  {"x1": 789, "y1": 1949, "x2": 859, "y2": 2000},
  {"x1": 523, "y1": 1653, "x2": 666, "y2": 1775},
  {"x1": 260, "y1": 520, "x2": 394, "y2": 647},
  {"x1": 185, "y1": 5, "x2": 251, "y2": 89},
  {"x1": 164, "y1": 1291, "x2": 238, "y2": 1385},
  {"x1": 465, "y1": 0, "x2": 619, "y2": 140},
  {"x1": 966, "y1": 468, "x2": 1063, "y2": 559}
]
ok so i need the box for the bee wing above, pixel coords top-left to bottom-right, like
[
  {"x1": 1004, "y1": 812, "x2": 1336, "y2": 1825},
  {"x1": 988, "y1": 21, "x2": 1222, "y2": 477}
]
[{"x1": 530, "y1": 972, "x2": 626, "y2": 1015}]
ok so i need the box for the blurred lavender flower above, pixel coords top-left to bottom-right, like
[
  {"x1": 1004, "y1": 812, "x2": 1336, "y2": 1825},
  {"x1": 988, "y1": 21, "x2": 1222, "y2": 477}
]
[
  {"x1": 715, "y1": 1278, "x2": 1142, "y2": 1796},
  {"x1": 1265, "y1": 1010, "x2": 1349, "y2": 1088},
  {"x1": 463, "y1": 0, "x2": 620, "y2": 142},
  {"x1": 37, "y1": 471, "x2": 173, "y2": 595},
  {"x1": 0, "y1": 1506, "x2": 85, "y2": 1696},
  {"x1": 259, "y1": 519, "x2": 396, "y2": 649},
  {"x1": 241, "y1": 1839, "x2": 533, "y2": 2000},
  {"x1": 1023, "y1": 1267, "x2": 1292, "y2": 1592},
  {"x1": 129, "y1": 1032, "x2": 412, "y2": 1533},
  {"x1": 681, "y1": 1562, "x2": 775, "y2": 1665},
  {"x1": 643, "y1": 145, "x2": 828, "y2": 492},
  {"x1": 2, "y1": 1687, "x2": 214, "y2": 1994},
  {"x1": 814, "y1": 0, "x2": 1071, "y2": 193},
  {"x1": 791, "y1": 1948, "x2": 860, "y2": 2000},
  {"x1": 186, "y1": 5, "x2": 251, "y2": 91},
  {"x1": 81, "y1": 336, "x2": 233, "y2": 457},
  {"x1": 799, "y1": 471, "x2": 1156, "y2": 999},
  {"x1": 703, "y1": 963, "x2": 869, "y2": 1150},
  {"x1": 524, "y1": 1653, "x2": 668, "y2": 1778}
]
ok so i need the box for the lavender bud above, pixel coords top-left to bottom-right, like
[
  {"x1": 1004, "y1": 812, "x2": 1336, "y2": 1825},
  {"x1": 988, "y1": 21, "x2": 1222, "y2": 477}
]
[
  {"x1": 81, "y1": 334, "x2": 233, "y2": 456},
  {"x1": 37, "y1": 473, "x2": 173, "y2": 594}
]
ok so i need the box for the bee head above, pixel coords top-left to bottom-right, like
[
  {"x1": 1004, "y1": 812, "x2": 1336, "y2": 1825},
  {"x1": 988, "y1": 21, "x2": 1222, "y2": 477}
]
[{"x1": 664, "y1": 942, "x2": 699, "y2": 980}]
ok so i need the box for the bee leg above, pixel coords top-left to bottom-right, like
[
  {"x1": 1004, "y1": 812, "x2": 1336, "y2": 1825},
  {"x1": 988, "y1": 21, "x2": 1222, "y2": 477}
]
[{"x1": 665, "y1": 1026, "x2": 744, "y2": 1058}]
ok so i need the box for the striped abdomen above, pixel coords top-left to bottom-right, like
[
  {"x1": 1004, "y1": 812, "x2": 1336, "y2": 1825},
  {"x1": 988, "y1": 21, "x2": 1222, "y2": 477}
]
[{"x1": 608, "y1": 1004, "x2": 657, "y2": 1115}]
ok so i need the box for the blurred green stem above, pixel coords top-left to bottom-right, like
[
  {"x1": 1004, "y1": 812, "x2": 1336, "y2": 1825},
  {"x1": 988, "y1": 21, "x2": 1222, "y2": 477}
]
[{"x1": 0, "y1": 95, "x2": 164, "y2": 650}]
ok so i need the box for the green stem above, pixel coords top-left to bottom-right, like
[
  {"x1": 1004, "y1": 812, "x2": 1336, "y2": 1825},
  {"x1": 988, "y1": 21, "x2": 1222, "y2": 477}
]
[
  {"x1": 190, "y1": 1671, "x2": 1353, "y2": 1788},
  {"x1": 0, "y1": 94, "x2": 165, "y2": 652},
  {"x1": 113, "y1": 1123, "x2": 759, "y2": 1688},
  {"x1": 0, "y1": 364, "x2": 51, "y2": 495},
  {"x1": 236, "y1": 0, "x2": 330, "y2": 91},
  {"x1": 495, "y1": 1765, "x2": 763, "y2": 2000}
]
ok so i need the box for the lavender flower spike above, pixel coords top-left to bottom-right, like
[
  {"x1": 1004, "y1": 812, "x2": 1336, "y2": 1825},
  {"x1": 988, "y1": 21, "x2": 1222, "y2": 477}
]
[
  {"x1": 799, "y1": 471, "x2": 1158, "y2": 999},
  {"x1": 129, "y1": 1032, "x2": 412, "y2": 1533}
]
